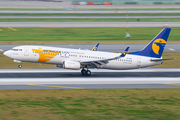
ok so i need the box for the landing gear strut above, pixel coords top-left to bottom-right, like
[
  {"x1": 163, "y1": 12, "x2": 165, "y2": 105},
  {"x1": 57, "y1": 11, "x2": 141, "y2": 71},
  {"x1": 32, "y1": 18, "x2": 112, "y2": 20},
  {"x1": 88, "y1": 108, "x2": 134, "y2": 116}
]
[{"x1": 81, "y1": 68, "x2": 91, "y2": 76}]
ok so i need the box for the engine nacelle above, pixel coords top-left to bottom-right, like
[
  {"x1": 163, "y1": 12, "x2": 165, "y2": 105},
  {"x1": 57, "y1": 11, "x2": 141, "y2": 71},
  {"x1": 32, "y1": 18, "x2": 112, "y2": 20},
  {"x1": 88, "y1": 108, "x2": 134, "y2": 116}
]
[{"x1": 63, "y1": 61, "x2": 80, "y2": 70}]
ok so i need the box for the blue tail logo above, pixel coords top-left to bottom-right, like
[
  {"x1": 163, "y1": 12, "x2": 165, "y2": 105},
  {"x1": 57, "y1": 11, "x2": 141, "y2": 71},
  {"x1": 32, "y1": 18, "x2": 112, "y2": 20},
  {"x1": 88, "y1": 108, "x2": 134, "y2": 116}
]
[
  {"x1": 92, "y1": 42, "x2": 99, "y2": 51},
  {"x1": 129, "y1": 28, "x2": 171, "y2": 58}
]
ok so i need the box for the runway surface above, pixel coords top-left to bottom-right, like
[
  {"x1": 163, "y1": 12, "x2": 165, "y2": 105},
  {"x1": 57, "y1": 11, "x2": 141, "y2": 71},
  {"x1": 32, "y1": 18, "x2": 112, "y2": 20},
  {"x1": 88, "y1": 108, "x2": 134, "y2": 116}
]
[
  {"x1": 1, "y1": 10, "x2": 180, "y2": 13},
  {"x1": 1, "y1": 22, "x2": 180, "y2": 27},
  {"x1": 1, "y1": 15, "x2": 180, "y2": 18},
  {"x1": 0, "y1": 68, "x2": 180, "y2": 89},
  {"x1": 0, "y1": 44, "x2": 178, "y2": 53}
]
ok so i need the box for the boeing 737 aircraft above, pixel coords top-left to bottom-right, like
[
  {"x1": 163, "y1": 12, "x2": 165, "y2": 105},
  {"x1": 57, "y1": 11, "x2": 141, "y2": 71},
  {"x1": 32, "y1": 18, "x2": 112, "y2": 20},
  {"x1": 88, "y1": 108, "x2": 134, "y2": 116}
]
[{"x1": 4, "y1": 28, "x2": 172, "y2": 75}]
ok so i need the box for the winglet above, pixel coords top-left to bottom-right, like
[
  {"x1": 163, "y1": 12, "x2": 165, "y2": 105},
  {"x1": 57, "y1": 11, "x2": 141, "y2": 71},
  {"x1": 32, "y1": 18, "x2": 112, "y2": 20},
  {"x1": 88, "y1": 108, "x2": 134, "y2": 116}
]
[
  {"x1": 92, "y1": 42, "x2": 99, "y2": 51},
  {"x1": 119, "y1": 47, "x2": 129, "y2": 57}
]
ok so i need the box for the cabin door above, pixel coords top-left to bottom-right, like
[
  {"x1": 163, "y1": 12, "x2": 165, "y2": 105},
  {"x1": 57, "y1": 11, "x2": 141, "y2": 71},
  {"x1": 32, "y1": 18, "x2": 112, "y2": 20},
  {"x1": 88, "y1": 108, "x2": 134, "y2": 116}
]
[
  {"x1": 137, "y1": 57, "x2": 141, "y2": 67},
  {"x1": 24, "y1": 47, "x2": 29, "y2": 56}
]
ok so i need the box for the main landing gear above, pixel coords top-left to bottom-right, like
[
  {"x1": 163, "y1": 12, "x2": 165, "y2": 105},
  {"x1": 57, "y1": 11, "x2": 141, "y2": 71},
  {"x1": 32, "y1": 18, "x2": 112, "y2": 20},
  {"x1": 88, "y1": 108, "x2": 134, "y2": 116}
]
[{"x1": 81, "y1": 68, "x2": 91, "y2": 76}]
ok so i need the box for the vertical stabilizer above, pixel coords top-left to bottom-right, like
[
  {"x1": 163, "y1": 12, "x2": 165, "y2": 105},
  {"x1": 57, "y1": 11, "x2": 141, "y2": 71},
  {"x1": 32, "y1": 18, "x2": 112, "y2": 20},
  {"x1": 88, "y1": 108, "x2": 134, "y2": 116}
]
[{"x1": 129, "y1": 28, "x2": 171, "y2": 58}]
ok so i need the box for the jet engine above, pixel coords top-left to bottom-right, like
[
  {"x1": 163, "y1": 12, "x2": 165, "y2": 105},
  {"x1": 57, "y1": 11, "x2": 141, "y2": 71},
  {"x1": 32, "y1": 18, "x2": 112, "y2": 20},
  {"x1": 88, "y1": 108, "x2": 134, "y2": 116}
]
[{"x1": 63, "y1": 61, "x2": 80, "y2": 70}]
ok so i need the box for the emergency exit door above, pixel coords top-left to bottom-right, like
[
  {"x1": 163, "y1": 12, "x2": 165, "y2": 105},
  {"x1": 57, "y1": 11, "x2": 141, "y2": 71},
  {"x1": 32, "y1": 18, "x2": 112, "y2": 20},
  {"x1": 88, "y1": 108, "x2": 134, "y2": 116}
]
[
  {"x1": 137, "y1": 57, "x2": 141, "y2": 67},
  {"x1": 24, "y1": 47, "x2": 29, "y2": 56}
]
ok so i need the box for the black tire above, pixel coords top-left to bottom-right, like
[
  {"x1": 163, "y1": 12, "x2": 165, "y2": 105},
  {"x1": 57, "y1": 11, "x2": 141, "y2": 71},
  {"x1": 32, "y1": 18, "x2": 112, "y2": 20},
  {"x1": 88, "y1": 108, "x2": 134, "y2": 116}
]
[
  {"x1": 18, "y1": 65, "x2": 22, "y2": 68},
  {"x1": 81, "y1": 69, "x2": 86, "y2": 75}
]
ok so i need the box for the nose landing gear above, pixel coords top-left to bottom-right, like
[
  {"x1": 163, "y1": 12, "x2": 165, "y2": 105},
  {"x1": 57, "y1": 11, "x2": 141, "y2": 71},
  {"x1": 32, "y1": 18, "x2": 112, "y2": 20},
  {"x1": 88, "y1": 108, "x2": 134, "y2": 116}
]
[
  {"x1": 81, "y1": 68, "x2": 91, "y2": 76},
  {"x1": 13, "y1": 60, "x2": 22, "y2": 68},
  {"x1": 18, "y1": 64, "x2": 22, "y2": 68}
]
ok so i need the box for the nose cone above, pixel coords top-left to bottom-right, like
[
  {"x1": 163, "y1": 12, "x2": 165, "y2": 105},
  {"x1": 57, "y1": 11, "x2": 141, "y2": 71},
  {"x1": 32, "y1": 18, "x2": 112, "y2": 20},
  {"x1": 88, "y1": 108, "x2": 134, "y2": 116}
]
[{"x1": 3, "y1": 51, "x2": 9, "y2": 57}]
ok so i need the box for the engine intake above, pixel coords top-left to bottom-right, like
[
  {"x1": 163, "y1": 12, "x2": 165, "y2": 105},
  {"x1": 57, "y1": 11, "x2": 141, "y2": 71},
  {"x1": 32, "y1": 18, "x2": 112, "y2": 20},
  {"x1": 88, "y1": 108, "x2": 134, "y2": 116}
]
[{"x1": 63, "y1": 61, "x2": 80, "y2": 70}]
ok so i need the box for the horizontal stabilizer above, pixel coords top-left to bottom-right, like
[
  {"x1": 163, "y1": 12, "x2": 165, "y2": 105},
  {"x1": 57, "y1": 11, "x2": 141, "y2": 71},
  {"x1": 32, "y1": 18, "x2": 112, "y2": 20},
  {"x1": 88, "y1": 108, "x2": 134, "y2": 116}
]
[{"x1": 151, "y1": 58, "x2": 175, "y2": 61}]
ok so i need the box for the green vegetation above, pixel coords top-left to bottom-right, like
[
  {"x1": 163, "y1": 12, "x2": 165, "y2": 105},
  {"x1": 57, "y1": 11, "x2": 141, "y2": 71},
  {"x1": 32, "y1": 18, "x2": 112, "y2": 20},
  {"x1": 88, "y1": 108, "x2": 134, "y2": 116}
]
[
  {"x1": 1, "y1": 13, "x2": 180, "y2": 16},
  {"x1": 1, "y1": 18, "x2": 180, "y2": 22},
  {"x1": 0, "y1": 52, "x2": 179, "y2": 68},
  {"x1": 0, "y1": 89, "x2": 180, "y2": 120},
  {"x1": 0, "y1": 27, "x2": 179, "y2": 44}
]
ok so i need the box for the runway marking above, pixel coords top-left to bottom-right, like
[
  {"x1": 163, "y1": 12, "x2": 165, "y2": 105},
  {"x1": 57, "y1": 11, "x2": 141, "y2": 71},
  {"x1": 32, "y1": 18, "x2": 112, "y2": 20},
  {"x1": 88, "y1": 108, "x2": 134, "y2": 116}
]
[
  {"x1": 27, "y1": 84, "x2": 83, "y2": 89},
  {"x1": 163, "y1": 83, "x2": 180, "y2": 86},
  {"x1": 168, "y1": 48, "x2": 175, "y2": 51}
]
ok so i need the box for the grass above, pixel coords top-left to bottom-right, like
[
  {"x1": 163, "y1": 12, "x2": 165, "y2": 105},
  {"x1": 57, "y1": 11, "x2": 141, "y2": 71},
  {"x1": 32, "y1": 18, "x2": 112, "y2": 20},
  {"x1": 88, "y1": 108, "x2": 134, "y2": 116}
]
[
  {"x1": 0, "y1": 8, "x2": 66, "y2": 11},
  {"x1": 1, "y1": 18, "x2": 180, "y2": 22},
  {"x1": 0, "y1": 89, "x2": 180, "y2": 120},
  {"x1": 1, "y1": 13, "x2": 180, "y2": 16},
  {"x1": 0, "y1": 27, "x2": 180, "y2": 44},
  {"x1": 0, "y1": 52, "x2": 179, "y2": 68}
]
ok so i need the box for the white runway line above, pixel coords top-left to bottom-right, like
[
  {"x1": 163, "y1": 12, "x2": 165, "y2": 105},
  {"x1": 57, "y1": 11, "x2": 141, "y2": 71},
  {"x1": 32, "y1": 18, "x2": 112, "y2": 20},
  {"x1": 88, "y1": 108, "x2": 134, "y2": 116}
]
[
  {"x1": 1, "y1": 68, "x2": 180, "y2": 73},
  {"x1": 0, "y1": 78, "x2": 180, "y2": 85},
  {"x1": 168, "y1": 48, "x2": 175, "y2": 51}
]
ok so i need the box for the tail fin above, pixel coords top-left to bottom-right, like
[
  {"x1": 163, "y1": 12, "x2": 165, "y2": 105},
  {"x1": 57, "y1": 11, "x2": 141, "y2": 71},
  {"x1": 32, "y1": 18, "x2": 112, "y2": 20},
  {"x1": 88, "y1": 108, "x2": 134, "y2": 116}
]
[
  {"x1": 92, "y1": 42, "x2": 99, "y2": 51},
  {"x1": 129, "y1": 28, "x2": 171, "y2": 58}
]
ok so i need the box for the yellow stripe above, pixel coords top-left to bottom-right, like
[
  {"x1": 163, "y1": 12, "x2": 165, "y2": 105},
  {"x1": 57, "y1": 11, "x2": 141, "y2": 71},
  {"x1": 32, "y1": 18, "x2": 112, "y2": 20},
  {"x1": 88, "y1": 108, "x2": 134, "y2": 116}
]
[
  {"x1": 163, "y1": 83, "x2": 180, "y2": 86},
  {"x1": 27, "y1": 84, "x2": 83, "y2": 89}
]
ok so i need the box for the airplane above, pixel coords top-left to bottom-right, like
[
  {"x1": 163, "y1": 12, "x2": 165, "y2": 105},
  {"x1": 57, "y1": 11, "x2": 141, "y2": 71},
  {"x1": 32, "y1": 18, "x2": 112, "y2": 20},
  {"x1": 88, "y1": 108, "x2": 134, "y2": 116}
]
[{"x1": 4, "y1": 28, "x2": 172, "y2": 76}]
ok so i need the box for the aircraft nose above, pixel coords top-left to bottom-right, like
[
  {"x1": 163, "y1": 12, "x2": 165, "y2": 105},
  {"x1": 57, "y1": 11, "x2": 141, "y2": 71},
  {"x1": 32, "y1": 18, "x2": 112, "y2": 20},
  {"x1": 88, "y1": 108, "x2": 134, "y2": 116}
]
[{"x1": 3, "y1": 51, "x2": 9, "y2": 57}]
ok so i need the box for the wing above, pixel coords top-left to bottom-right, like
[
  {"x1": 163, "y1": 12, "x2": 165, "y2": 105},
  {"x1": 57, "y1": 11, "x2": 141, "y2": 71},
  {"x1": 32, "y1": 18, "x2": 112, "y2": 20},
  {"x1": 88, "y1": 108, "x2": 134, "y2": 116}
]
[{"x1": 81, "y1": 47, "x2": 129, "y2": 68}]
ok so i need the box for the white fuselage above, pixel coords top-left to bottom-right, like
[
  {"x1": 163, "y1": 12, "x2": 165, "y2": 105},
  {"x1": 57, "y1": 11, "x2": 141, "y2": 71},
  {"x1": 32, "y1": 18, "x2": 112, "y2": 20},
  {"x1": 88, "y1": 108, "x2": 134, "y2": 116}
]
[{"x1": 4, "y1": 45, "x2": 162, "y2": 70}]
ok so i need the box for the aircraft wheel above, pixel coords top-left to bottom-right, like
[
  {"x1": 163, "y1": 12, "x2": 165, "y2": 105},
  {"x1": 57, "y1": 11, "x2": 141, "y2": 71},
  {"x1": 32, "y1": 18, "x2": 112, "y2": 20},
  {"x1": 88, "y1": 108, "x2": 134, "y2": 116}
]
[
  {"x1": 18, "y1": 65, "x2": 22, "y2": 68},
  {"x1": 86, "y1": 70, "x2": 91, "y2": 76},
  {"x1": 81, "y1": 69, "x2": 86, "y2": 75}
]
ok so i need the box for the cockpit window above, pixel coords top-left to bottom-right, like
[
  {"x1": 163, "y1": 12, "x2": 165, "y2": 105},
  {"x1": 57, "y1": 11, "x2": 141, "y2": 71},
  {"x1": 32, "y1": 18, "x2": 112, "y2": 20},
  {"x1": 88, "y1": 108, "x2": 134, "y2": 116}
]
[
  {"x1": 11, "y1": 49, "x2": 22, "y2": 51},
  {"x1": 12, "y1": 49, "x2": 18, "y2": 51}
]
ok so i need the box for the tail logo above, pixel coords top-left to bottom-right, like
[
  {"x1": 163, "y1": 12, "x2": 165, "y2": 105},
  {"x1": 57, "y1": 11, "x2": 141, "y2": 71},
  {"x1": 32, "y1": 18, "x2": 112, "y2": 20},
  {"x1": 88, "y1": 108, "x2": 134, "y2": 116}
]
[
  {"x1": 152, "y1": 38, "x2": 166, "y2": 55},
  {"x1": 93, "y1": 47, "x2": 97, "y2": 51}
]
